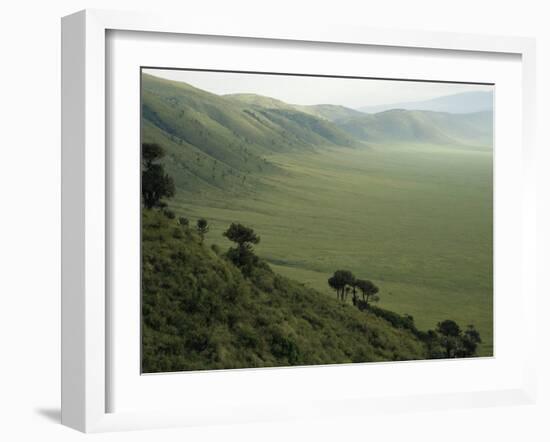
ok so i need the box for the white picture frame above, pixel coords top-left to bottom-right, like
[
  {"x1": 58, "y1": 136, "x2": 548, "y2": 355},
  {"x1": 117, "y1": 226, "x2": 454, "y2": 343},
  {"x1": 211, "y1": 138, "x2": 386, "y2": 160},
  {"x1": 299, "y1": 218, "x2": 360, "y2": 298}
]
[{"x1": 61, "y1": 9, "x2": 538, "y2": 433}]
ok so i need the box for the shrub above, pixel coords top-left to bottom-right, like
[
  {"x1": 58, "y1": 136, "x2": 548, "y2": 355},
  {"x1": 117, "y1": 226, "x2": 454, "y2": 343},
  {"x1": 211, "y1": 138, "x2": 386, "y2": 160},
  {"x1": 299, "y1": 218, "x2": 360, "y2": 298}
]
[
  {"x1": 269, "y1": 329, "x2": 300, "y2": 364},
  {"x1": 163, "y1": 209, "x2": 176, "y2": 219}
]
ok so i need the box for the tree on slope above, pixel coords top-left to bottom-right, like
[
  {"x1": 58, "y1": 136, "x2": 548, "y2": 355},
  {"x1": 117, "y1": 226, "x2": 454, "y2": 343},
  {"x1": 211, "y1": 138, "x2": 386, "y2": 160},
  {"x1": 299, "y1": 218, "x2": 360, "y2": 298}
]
[
  {"x1": 356, "y1": 279, "x2": 379, "y2": 305},
  {"x1": 328, "y1": 270, "x2": 355, "y2": 301},
  {"x1": 435, "y1": 320, "x2": 481, "y2": 358},
  {"x1": 141, "y1": 143, "x2": 175, "y2": 209},
  {"x1": 196, "y1": 218, "x2": 209, "y2": 244},
  {"x1": 223, "y1": 223, "x2": 260, "y2": 276}
]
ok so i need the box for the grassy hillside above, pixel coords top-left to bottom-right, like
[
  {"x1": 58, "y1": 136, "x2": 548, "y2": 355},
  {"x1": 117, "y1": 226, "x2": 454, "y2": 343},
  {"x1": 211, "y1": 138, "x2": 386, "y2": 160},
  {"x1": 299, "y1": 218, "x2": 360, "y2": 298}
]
[
  {"x1": 141, "y1": 72, "x2": 493, "y2": 357},
  {"x1": 143, "y1": 73, "x2": 492, "y2": 198},
  {"x1": 142, "y1": 74, "x2": 359, "y2": 195},
  {"x1": 224, "y1": 94, "x2": 364, "y2": 121},
  {"x1": 225, "y1": 93, "x2": 365, "y2": 122},
  {"x1": 336, "y1": 109, "x2": 493, "y2": 147},
  {"x1": 170, "y1": 144, "x2": 493, "y2": 355},
  {"x1": 297, "y1": 104, "x2": 366, "y2": 122},
  {"x1": 142, "y1": 209, "x2": 428, "y2": 372}
]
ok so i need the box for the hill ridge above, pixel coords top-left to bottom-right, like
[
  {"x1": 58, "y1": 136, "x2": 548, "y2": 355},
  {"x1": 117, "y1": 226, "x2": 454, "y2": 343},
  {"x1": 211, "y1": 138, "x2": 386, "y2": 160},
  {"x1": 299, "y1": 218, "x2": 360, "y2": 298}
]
[
  {"x1": 142, "y1": 73, "x2": 492, "y2": 198},
  {"x1": 359, "y1": 90, "x2": 493, "y2": 114}
]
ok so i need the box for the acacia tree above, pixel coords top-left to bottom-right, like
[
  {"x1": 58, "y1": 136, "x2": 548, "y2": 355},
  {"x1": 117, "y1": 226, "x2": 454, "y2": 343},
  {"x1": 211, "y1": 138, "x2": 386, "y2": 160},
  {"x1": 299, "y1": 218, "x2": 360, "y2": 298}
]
[
  {"x1": 196, "y1": 218, "x2": 209, "y2": 244},
  {"x1": 328, "y1": 276, "x2": 341, "y2": 300},
  {"x1": 355, "y1": 279, "x2": 379, "y2": 304},
  {"x1": 223, "y1": 223, "x2": 260, "y2": 251},
  {"x1": 459, "y1": 325, "x2": 482, "y2": 357},
  {"x1": 328, "y1": 270, "x2": 355, "y2": 301},
  {"x1": 436, "y1": 322, "x2": 481, "y2": 358},
  {"x1": 436, "y1": 319, "x2": 463, "y2": 358},
  {"x1": 141, "y1": 143, "x2": 175, "y2": 209},
  {"x1": 223, "y1": 223, "x2": 260, "y2": 275},
  {"x1": 350, "y1": 279, "x2": 359, "y2": 305},
  {"x1": 344, "y1": 286, "x2": 352, "y2": 302}
]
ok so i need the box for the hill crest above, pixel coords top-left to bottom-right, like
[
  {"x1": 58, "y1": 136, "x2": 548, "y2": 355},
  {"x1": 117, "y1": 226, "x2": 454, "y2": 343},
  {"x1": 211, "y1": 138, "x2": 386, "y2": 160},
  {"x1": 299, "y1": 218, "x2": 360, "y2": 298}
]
[{"x1": 359, "y1": 91, "x2": 493, "y2": 114}]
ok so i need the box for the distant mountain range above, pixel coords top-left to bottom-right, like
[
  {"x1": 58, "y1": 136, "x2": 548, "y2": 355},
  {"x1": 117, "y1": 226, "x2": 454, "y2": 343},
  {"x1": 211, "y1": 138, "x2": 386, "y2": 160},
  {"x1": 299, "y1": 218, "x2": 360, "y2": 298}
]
[
  {"x1": 141, "y1": 74, "x2": 492, "y2": 193},
  {"x1": 337, "y1": 109, "x2": 493, "y2": 145},
  {"x1": 358, "y1": 91, "x2": 493, "y2": 114}
]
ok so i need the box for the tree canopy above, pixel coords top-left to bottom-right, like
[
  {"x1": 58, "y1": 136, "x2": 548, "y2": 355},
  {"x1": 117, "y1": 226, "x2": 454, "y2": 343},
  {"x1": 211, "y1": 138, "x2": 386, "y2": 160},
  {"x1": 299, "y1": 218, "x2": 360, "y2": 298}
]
[
  {"x1": 328, "y1": 270, "x2": 355, "y2": 301},
  {"x1": 141, "y1": 143, "x2": 175, "y2": 209},
  {"x1": 355, "y1": 279, "x2": 379, "y2": 304},
  {"x1": 223, "y1": 223, "x2": 261, "y2": 276},
  {"x1": 437, "y1": 319, "x2": 461, "y2": 337},
  {"x1": 142, "y1": 142, "x2": 165, "y2": 166},
  {"x1": 223, "y1": 223, "x2": 260, "y2": 249},
  {"x1": 434, "y1": 319, "x2": 481, "y2": 358},
  {"x1": 196, "y1": 218, "x2": 209, "y2": 244}
]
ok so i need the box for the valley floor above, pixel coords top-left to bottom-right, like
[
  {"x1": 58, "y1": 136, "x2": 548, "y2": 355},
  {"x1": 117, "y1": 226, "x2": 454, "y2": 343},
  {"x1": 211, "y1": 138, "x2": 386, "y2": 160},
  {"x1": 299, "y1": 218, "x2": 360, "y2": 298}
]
[{"x1": 170, "y1": 143, "x2": 493, "y2": 355}]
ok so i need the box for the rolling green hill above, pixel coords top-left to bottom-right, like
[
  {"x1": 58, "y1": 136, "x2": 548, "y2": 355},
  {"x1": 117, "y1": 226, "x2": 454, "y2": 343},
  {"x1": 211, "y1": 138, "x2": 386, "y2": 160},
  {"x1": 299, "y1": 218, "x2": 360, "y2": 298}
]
[
  {"x1": 142, "y1": 208, "x2": 428, "y2": 372},
  {"x1": 142, "y1": 74, "x2": 359, "y2": 195},
  {"x1": 336, "y1": 109, "x2": 493, "y2": 147},
  {"x1": 226, "y1": 93, "x2": 365, "y2": 122},
  {"x1": 141, "y1": 72, "x2": 493, "y2": 357},
  {"x1": 297, "y1": 103, "x2": 366, "y2": 122},
  {"x1": 143, "y1": 73, "x2": 492, "y2": 197}
]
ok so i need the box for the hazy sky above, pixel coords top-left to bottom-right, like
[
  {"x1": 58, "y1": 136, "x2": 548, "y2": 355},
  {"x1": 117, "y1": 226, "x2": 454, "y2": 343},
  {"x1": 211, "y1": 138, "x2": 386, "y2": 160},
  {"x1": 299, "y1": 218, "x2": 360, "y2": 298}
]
[{"x1": 143, "y1": 68, "x2": 493, "y2": 109}]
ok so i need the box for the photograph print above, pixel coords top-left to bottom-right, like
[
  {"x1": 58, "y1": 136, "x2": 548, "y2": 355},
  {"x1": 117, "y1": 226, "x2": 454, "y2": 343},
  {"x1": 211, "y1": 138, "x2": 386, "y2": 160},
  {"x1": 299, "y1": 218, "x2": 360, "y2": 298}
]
[{"x1": 141, "y1": 68, "x2": 493, "y2": 373}]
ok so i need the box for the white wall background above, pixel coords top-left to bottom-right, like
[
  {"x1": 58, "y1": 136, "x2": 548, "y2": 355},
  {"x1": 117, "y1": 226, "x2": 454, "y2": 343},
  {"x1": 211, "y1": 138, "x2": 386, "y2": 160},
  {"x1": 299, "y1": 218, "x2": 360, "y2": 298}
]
[{"x1": 0, "y1": 1, "x2": 548, "y2": 441}]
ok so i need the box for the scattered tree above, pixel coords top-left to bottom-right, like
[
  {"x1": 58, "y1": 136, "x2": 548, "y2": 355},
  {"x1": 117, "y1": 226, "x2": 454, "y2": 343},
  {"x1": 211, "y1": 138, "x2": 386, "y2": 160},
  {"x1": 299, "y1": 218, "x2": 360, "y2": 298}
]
[
  {"x1": 223, "y1": 223, "x2": 260, "y2": 250},
  {"x1": 344, "y1": 286, "x2": 352, "y2": 302},
  {"x1": 435, "y1": 320, "x2": 481, "y2": 358},
  {"x1": 327, "y1": 270, "x2": 355, "y2": 301},
  {"x1": 142, "y1": 142, "x2": 164, "y2": 165},
  {"x1": 223, "y1": 223, "x2": 260, "y2": 276},
  {"x1": 141, "y1": 143, "x2": 175, "y2": 209},
  {"x1": 178, "y1": 217, "x2": 189, "y2": 227},
  {"x1": 436, "y1": 319, "x2": 461, "y2": 358},
  {"x1": 350, "y1": 279, "x2": 359, "y2": 305},
  {"x1": 457, "y1": 325, "x2": 482, "y2": 357},
  {"x1": 328, "y1": 276, "x2": 340, "y2": 300},
  {"x1": 196, "y1": 218, "x2": 209, "y2": 244},
  {"x1": 355, "y1": 279, "x2": 379, "y2": 304},
  {"x1": 437, "y1": 319, "x2": 461, "y2": 337}
]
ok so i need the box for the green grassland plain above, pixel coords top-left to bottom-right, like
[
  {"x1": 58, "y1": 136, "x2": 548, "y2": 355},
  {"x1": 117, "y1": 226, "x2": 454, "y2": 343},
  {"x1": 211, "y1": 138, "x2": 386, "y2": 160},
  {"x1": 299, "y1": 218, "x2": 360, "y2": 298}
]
[{"x1": 170, "y1": 143, "x2": 494, "y2": 356}]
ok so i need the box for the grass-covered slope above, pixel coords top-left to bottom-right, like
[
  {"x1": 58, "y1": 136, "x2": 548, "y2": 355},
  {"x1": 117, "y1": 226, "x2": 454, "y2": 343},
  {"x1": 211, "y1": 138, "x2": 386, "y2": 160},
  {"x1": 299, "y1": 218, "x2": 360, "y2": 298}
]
[
  {"x1": 143, "y1": 73, "x2": 492, "y2": 198},
  {"x1": 297, "y1": 104, "x2": 366, "y2": 122},
  {"x1": 336, "y1": 109, "x2": 493, "y2": 147},
  {"x1": 141, "y1": 73, "x2": 493, "y2": 358},
  {"x1": 142, "y1": 74, "x2": 359, "y2": 195},
  {"x1": 226, "y1": 94, "x2": 365, "y2": 122},
  {"x1": 141, "y1": 209, "x2": 427, "y2": 373}
]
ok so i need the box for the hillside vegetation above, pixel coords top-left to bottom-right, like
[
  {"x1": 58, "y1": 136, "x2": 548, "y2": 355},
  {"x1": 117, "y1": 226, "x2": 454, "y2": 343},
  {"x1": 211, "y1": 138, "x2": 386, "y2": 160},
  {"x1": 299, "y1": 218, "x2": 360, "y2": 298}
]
[
  {"x1": 142, "y1": 74, "x2": 358, "y2": 195},
  {"x1": 141, "y1": 72, "x2": 493, "y2": 361},
  {"x1": 142, "y1": 209, "x2": 428, "y2": 372}
]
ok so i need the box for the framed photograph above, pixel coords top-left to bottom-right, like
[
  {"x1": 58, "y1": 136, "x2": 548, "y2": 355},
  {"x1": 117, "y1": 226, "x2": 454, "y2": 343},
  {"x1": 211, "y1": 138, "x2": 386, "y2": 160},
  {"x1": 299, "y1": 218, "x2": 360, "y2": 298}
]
[{"x1": 61, "y1": 9, "x2": 537, "y2": 432}]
